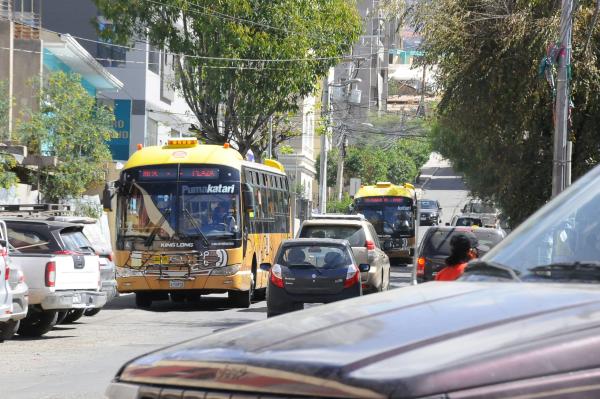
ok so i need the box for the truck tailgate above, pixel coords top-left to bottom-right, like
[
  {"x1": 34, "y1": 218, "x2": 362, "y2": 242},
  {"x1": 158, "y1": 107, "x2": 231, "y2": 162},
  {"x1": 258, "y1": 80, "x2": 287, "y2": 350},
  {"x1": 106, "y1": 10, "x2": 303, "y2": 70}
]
[{"x1": 54, "y1": 254, "x2": 99, "y2": 291}]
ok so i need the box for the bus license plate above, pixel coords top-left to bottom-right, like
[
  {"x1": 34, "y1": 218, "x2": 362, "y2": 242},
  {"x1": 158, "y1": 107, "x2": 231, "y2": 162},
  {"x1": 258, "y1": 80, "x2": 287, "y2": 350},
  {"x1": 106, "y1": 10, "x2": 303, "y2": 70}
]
[{"x1": 169, "y1": 280, "x2": 184, "y2": 289}]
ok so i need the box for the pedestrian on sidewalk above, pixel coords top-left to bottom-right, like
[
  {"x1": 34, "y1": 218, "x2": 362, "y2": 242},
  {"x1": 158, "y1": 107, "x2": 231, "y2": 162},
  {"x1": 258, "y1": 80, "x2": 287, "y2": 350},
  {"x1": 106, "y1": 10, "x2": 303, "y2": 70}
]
[{"x1": 435, "y1": 232, "x2": 482, "y2": 281}]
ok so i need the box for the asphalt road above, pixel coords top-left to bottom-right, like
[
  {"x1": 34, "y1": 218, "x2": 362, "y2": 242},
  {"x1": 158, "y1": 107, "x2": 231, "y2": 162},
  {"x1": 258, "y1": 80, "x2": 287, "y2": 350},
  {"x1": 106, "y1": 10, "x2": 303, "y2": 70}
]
[{"x1": 0, "y1": 157, "x2": 469, "y2": 399}]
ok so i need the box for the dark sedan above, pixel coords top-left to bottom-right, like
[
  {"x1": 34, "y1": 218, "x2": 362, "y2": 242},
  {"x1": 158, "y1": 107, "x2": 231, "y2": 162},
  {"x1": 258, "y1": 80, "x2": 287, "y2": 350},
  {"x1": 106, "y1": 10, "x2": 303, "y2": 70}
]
[
  {"x1": 261, "y1": 238, "x2": 369, "y2": 317},
  {"x1": 416, "y1": 226, "x2": 505, "y2": 282},
  {"x1": 106, "y1": 282, "x2": 600, "y2": 399}
]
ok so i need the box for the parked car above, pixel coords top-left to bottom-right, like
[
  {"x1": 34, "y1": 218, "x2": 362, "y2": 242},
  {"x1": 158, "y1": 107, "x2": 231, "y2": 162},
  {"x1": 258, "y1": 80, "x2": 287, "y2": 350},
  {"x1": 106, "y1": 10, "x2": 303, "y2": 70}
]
[
  {"x1": 0, "y1": 221, "x2": 13, "y2": 341},
  {"x1": 418, "y1": 198, "x2": 442, "y2": 226},
  {"x1": 461, "y1": 198, "x2": 500, "y2": 227},
  {"x1": 415, "y1": 226, "x2": 506, "y2": 282},
  {"x1": 298, "y1": 214, "x2": 390, "y2": 293},
  {"x1": 107, "y1": 163, "x2": 600, "y2": 399},
  {"x1": 449, "y1": 214, "x2": 483, "y2": 227},
  {"x1": 5, "y1": 218, "x2": 106, "y2": 336},
  {"x1": 3, "y1": 260, "x2": 28, "y2": 340},
  {"x1": 260, "y1": 238, "x2": 369, "y2": 317},
  {"x1": 49, "y1": 216, "x2": 117, "y2": 316}
]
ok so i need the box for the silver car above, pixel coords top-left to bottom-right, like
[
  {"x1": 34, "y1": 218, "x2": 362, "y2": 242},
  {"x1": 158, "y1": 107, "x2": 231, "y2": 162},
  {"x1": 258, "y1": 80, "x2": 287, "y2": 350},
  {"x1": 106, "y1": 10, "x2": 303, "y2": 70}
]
[{"x1": 298, "y1": 215, "x2": 390, "y2": 293}]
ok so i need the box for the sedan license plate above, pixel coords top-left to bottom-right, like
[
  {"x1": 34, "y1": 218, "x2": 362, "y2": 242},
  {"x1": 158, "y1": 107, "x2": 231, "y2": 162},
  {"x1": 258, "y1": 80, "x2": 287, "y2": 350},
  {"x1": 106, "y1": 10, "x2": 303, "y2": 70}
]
[{"x1": 169, "y1": 280, "x2": 185, "y2": 289}]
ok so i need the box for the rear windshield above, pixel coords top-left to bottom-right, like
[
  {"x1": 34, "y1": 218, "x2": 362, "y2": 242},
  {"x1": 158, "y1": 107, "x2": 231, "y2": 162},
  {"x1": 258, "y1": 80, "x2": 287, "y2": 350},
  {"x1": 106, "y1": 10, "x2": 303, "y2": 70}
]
[
  {"x1": 300, "y1": 225, "x2": 365, "y2": 247},
  {"x1": 278, "y1": 245, "x2": 352, "y2": 269},
  {"x1": 455, "y1": 217, "x2": 483, "y2": 226},
  {"x1": 7, "y1": 227, "x2": 57, "y2": 254},
  {"x1": 423, "y1": 229, "x2": 504, "y2": 257},
  {"x1": 61, "y1": 230, "x2": 95, "y2": 254},
  {"x1": 469, "y1": 203, "x2": 496, "y2": 213}
]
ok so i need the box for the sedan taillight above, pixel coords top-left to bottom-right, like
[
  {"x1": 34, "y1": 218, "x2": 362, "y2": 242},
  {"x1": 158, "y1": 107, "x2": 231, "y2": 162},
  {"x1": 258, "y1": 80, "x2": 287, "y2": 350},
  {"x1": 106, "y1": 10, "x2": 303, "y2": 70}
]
[
  {"x1": 417, "y1": 257, "x2": 426, "y2": 277},
  {"x1": 270, "y1": 264, "x2": 284, "y2": 288},
  {"x1": 344, "y1": 265, "x2": 360, "y2": 288}
]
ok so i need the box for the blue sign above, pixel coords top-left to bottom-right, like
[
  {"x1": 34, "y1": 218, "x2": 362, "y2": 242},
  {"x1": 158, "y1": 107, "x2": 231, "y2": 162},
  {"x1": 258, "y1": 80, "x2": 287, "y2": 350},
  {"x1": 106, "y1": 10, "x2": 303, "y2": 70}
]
[{"x1": 108, "y1": 99, "x2": 131, "y2": 161}]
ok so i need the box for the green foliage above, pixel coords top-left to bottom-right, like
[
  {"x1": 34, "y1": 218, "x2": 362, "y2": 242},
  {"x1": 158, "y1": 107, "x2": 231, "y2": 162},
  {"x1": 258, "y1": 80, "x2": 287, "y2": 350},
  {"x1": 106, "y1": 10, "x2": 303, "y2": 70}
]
[
  {"x1": 327, "y1": 192, "x2": 353, "y2": 213},
  {"x1": 18, "y1": 72, "x2": 116, "y2": 202},
  {"x1": 414, "y1": 0, "x2": 600, "y2": 224},
  {"x1": 316, "y1": 139, "x2": 430, "y2": 188},
  {"x1": 277, "y1": 144, "x2": 295, "y2": 155},
  {"x1": 94, "y1": 0, "x2": 363, "y2": 156},
  {"x1": 0, "y1": 81, "x2": 9, "y2": 141}
]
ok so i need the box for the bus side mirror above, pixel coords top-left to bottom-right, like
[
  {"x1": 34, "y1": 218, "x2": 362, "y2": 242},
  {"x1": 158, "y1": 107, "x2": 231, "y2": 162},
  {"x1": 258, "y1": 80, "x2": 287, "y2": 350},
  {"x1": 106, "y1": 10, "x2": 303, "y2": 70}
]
[
  {"x1": 242, "y1": 184, "x2": 255, "y2": 213},
  {"x1": 102, "y1": 182, "x2": 116, "y2": 212}
]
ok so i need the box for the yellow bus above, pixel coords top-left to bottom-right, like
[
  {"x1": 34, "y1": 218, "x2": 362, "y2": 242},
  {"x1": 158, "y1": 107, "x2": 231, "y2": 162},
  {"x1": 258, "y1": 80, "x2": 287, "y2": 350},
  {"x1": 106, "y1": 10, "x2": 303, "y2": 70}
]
[
  {"x1": 103, "y1": 138, "x2": 291, "y2": 308},
  {"x1": 352, "y1": 182, "x2": 417, "y2": 262}
]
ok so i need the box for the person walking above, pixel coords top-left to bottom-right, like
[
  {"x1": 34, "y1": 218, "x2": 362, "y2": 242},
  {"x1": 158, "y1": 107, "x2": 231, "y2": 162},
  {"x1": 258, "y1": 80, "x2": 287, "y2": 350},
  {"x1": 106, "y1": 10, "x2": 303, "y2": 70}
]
[{"x1": 435, "y1": 232, "x2": 481, "y2": 281}]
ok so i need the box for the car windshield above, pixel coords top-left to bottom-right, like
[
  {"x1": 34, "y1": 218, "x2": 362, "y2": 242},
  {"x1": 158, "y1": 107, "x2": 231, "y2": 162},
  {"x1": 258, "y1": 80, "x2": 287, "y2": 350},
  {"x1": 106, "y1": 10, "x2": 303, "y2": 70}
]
[
  {"x1": 300, "y1": 225, "x2": 366, "y2": 247},
  {"x1": 424, "y1": 229, "x2": 504, "y2": 258},
  {"x1": 484, "y1": 165, "x2": 600, "y2": 282},
  {"x1": 278, "y1": 245, "x2": 352, "y2": 269},
  {"x1": 419, "y1": 200, "x2": 438, "y2": 209},
  {"x1": 119, "y1": 181, "x2": 240, "y2": 241}
]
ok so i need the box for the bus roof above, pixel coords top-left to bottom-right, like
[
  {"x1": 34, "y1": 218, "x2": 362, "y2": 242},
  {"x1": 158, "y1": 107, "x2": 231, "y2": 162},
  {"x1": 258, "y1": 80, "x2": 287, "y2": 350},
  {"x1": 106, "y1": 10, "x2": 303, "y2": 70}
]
[
  {"x1": 354, "y1": 181, "x2": 416, "y2": 199},
  {"x1": 123, "y1": 141, "x2": 286, "y2": 175}
]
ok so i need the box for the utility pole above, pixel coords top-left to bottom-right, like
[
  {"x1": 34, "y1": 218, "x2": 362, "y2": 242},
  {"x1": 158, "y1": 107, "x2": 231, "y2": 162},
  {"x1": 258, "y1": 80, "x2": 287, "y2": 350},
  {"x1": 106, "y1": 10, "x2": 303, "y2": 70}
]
[
  {"x1": 319, "y1": 73, "x2": 332, "y2": 214},
  {"x1": 552, "y1": 0, "x2": 573, "y2": 197},
  {"x1": 335, "y1": 129, "x2": 347, "y2": 201}
]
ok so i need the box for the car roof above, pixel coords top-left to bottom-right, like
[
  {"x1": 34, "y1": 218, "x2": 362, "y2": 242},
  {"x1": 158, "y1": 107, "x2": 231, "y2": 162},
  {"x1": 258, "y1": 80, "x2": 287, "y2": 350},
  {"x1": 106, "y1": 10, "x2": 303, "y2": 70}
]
[
  {"x1": 1, "y1": 217, "x2": 83, "y2": 229},
  {"x1": 301, "y1": 219, "x2": 365, "y2": 227},
  {"x1": 281, "y1": 238, "x2": 351, "y2": 247}
]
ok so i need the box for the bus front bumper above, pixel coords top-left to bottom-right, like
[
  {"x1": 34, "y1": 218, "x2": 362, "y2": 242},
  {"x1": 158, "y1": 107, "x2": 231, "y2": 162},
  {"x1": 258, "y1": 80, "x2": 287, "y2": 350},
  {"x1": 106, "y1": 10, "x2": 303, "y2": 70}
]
[{"x1": 117, "y1": 268, "x2": 252, "y2": 293}]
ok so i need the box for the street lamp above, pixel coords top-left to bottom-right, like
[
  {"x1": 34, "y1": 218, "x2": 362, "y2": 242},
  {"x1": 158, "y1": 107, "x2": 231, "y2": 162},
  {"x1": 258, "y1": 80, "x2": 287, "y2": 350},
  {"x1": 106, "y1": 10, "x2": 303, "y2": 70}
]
[{"x1": 318, "y1": 78, "x2": 362, "y2": 214}]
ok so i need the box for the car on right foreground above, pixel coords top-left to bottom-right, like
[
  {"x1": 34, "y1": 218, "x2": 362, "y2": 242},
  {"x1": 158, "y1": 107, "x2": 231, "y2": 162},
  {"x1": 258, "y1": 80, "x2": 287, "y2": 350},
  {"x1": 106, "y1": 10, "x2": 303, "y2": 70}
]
[
  {"x1": 416, "y1": 226, "x2": 506, "y2": 282},
  {"x1": 107, "y1": 164, "x2": 600, "y2": 399},
  {"x1": 260, "y1": 238, "x2": 369, "y2": 317}
]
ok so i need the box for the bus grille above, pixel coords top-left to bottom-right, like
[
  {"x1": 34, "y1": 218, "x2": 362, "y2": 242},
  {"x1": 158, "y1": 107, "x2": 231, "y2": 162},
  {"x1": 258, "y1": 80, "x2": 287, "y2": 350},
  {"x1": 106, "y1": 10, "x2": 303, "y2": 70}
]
[{"x1": 126, "y1": 251, "x2": 219, "y2": 280}]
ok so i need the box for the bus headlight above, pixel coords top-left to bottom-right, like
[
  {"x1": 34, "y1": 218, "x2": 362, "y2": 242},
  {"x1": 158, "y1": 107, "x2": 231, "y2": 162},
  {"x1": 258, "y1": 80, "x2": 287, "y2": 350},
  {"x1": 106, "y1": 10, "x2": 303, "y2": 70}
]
[
  {"x1": 116, "y1": 267, "x2": 145, "y2": 278},
  {"x1": 210, "y1": 264, "x2": 241, "y2": 276}
]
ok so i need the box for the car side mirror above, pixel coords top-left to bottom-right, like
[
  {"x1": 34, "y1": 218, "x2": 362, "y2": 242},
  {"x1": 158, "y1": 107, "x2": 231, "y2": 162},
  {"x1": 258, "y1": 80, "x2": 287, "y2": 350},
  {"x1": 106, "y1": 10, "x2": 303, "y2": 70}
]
[
  {"x1": 259, "y1": 263, "x2": 271, "y2": 271},
  {"x1": 358, "y1": 264, "x2": 370, "y2": 272}
]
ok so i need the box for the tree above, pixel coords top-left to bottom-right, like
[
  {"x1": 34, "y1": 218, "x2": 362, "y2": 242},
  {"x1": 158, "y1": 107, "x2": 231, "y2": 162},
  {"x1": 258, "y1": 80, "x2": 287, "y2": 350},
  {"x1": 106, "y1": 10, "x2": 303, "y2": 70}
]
[
  {"x1": 18, "y1": 72, "x2": 116, "y2": 202},
  {"x1": 413, "y1": 0, "x2": 600, "y2": 224},
  {"x1": 0, "y1": 81, "x2": 18, "y2": 189},
  {"x1": 94, "y1": 0, "x2": 363, "y2": 157}
]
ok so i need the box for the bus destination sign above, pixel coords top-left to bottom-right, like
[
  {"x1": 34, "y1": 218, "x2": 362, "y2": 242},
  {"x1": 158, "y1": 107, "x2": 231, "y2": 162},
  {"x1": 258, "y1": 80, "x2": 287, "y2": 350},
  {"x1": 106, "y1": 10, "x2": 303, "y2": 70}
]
[
  {"x1": 180, "y1": 167, "x2": 220, "y2": 179},
  {"x1": 360, "y1": 197, "x2": 412, "y2": 205},
  {"x1": 139, "y1": 167, "x2": 178, "y2": 180}
]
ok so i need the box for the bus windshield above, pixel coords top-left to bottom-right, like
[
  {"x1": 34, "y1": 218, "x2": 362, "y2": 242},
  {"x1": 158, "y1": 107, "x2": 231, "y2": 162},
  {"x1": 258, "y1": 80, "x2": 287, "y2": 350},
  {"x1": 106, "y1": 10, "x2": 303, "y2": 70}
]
[
  {"x1": 354, "y1": 197, "x2": 414, "y2": 237},
  {"x1": 119, "y1": 181, "x2": 241, "y2": 241}
]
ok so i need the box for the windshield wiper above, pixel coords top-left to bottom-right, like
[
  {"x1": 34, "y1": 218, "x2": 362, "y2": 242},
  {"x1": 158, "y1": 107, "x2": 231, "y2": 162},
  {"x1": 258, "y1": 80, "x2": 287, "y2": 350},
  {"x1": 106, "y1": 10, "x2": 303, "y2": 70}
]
[
  {"x1": 464, "y1": 260, "x2": 521, "y2": 281},
  {"x1": 528, "y1": 261, "x2": 600, "y2": 276},
  {"x1": 181, "y1": 208, "x2": 210, "y2": 248},
  {"x1": 145, "y1": 208, "x2": 171, "y2": 247}
]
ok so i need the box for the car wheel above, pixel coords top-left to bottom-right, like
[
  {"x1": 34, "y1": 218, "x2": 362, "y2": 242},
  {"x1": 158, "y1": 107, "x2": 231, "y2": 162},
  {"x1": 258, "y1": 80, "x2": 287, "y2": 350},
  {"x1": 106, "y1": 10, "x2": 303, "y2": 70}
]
[
  {"x1": 0, "y1": 320, "x2": 19, "y2": 341},
  {"x1": 55, "y1": 311, "x2": 68, "y2": 324},
  {"x1": 18, "y1": 309, "x2": 59, "y2": 337},
  {"x1": 84, "y1": 308, "x2": 101, "y2": 317},
  {"x1": 135, "y1": 293, "x2": 152, "y2": 309},
  {"x1": 62, "y1": 309, "x2": 85, "y2": 324},
  {"x1": 378, "y1": 271, "x2": 385, "y2": 292}
]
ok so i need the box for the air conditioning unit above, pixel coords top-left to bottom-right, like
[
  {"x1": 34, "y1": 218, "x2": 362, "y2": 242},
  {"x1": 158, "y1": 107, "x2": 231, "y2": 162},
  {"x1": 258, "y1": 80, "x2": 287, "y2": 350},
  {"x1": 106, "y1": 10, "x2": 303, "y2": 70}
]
[{"x1": 349, "y1": 89, "x2": 362, "y2": 104}]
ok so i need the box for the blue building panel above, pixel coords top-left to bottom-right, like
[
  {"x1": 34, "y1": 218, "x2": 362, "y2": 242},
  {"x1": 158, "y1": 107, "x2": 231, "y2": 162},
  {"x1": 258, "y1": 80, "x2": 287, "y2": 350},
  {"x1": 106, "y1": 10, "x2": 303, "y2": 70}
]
[
  {"x1": 109, "y1": 99, "x2": 131, "y2": 161},
  {"x1": 43, "y1": 49, "x2": 96, "y2": 96}
]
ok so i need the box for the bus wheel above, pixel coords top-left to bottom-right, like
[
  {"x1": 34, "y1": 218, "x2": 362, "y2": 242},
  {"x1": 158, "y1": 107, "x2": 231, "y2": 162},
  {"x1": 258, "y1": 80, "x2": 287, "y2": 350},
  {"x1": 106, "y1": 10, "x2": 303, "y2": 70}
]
[
  {"x1": 170, "y1": 293, "x2": 186, "y2": 303},
  {"x1": 229, "y1": 273, "x2": 253, "y2": 308},
  {"x1": 135, "y1": 293, "x2": 152, "y2": 309}
]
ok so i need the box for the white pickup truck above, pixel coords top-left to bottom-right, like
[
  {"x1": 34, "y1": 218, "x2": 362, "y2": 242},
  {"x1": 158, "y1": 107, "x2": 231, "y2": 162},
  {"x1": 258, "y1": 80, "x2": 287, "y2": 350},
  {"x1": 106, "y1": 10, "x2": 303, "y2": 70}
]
[{"x1": 5, "y1": 218, "x2": 106, "y2": 337}]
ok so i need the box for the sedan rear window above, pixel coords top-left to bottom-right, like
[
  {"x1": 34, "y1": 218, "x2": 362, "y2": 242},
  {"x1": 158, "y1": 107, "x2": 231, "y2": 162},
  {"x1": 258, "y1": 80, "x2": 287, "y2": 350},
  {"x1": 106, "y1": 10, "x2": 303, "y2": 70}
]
[
  {"x1": 278, "y1": 245, "x2": 351, "y2": 269},
  {"x1": 423, "y1": 230, "x2": 504, "y2": 257},
  {"x1": 300, "y1": 225, "x2": 365, "y2": 247}
]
